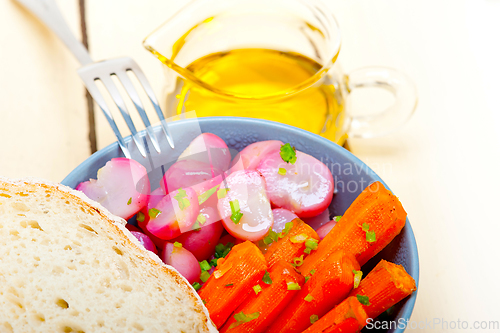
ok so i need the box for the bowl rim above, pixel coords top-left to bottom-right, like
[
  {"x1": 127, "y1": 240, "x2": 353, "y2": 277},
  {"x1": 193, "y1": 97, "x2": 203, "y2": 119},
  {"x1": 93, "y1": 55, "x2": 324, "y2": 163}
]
[{"x1": 62, "y1": 116, "x2": 419, "y2": 332}]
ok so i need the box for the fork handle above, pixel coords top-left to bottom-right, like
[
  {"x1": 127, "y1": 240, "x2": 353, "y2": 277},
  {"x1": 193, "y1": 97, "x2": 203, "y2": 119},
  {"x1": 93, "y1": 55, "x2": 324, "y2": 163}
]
[{"x1": 15, "y1": 0, "x2": 93, "y2": 66}]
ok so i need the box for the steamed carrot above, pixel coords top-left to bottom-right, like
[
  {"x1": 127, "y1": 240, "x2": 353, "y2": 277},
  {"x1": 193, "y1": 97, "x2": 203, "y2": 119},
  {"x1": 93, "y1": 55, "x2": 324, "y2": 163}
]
[
  {"x1": 220, "y1": 260, "x2": 304, "y2": 333},
  {"x1": 199, "y1": 241, "x2": 267, "y2": 328},
  {"x1": 299, "y1": 181, "x2": 406, "y2": 275},
  {"x1": 348, "y1": 260, "x2": 417, "y2": 319},
  {"x1": 303, "y1": 296, "x2": 368, "y2": 333},
  {"x1": 266, "y1": 251, "x2": 359, "y2": 333},
  {"x1": 264, "y1": 218, "x2": 319, "y2": 268}
]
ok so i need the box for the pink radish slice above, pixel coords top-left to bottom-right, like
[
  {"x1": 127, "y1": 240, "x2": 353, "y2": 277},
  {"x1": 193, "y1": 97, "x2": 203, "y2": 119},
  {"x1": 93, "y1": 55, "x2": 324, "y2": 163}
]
[
  {"x1": 257, "y1": 150, "x2": 334, "y2": 218},
  {"x1": 162, "y1": 243, "x2": 201, "y2": 284},
  {"x1": 178, "y1": 133, "x2": 231, "y2": 172},
  {"x1": 303, "y1": 208, "x2": 331, "y2": 230},
  {"x1": 316, "y1": 219, "x2": 338, "y2": 240},
  {"x1": 145, "y1": 187, "x2": 200, "y2": 240},
  {"x1": 217, "y1": 170, "x2": 273, "y2": 241},
  {"x1": 76, "y1": 158, "x2": 150, "y2": 220},
  {"x1": 173, "y1": 220, "x2": 224, "y2": 261},
  {"x1": 231, "y1": 140, "x2": 284, "y2": 171},
  {"x1": 160, "y1": 159, "x2": 223, "y2": 194},
  {"x1": 136, "y1": 187, "x2": 168, "y2": 248},
  {"x1": 130, "y1": 231, "x2": 158, "y2": 254},
  {"x1": 271, "y1": 208, "x2": 299, "y2": 233}
]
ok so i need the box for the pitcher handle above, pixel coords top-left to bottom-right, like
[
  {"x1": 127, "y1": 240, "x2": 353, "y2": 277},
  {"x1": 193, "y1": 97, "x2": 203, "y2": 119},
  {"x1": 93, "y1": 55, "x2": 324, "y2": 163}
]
[{"x1": 345, "y1": 67, "x2": 418, "y2": 138}]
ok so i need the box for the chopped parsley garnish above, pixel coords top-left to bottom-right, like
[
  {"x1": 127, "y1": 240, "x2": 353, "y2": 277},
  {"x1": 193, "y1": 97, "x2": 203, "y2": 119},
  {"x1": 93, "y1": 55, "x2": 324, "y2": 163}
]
[
  {"x1": 197, "y1": 213, "x2": 207, "y2": 224},
  {"x1": 310, "y1": 269, "x2": 316, "y2": 275},
  {"x1": 334, "y1": 215, "x2": 342, "y2": 222},
  {"x1": 198, "y1": 185, "x2": 219, "y2": 205},
  {"x1": 229, "y1": 312, "x2": 260, "y2": 329},
  {"x1": 217, "y1": 187, "x2": 229, "y2": 199},
  {"x1": 310, "y1": 315, "x2": 319, "y2": 324},
  {"x1": 305, "y1": 276, "x2": 311, "y2": 283},
  {"x1": 362, "y1": 223, "x2": 370, "y2": 232},
  {"x1": 280, "y1": 143, "x2": 297, "y2": 164},
  {"x1": 304, "y1": 294, "x2": 314, "y2": 302},
  {"x1": 174, "y1": 188, "x2": 190, "y2": 210},
  {"x1": 225, "y1": 283, "x2": 234, "y2": 287},
  {"x1": 253, "y1": 285, "x2": 262, "y2": 295},
  {"x1": 202, "y1": 299, "x2": 206, "y2": 305},
  {"x1": 127, "y1": 197, "x2": 132, "y2": 205},
  {"x1": 287, "y1": 282, "x2": 301, "y2": 290},
  {"x1": 304, "y1": 238, "x2": 318, "y2": 254},
  {"x1": 263, "y1": 229, "x2": 279, "y2": 245},
  {"x1": 231, "y1": 211, "x2": 243, "y2": 224},
  {"x1": 353, "y1": 270, "x2": 363, "y2": 288},
  {"x1": 200, "y1": 271, "x2": 210, "y2": 283},
  {"x1": 262, "y1": 271, "x2": 273, "y2": 285},
  {"x1": 280, "y1": 222, "x2": 293, "y2": 238},
  {"x1": 136, "y1": 211, "x2": 145, "y2": 222},
  {"x1": 278, "y1": 168, "x2": 287, "y2": 175},
  {"x1": 173, "y1": 241, "x2": 182, "y2": 248},
  {"x1": 192, "y1": 221, "x2": 201, "y2": 231},
  {"x1": 290, "y1": 233, "x2": 308, "y2": 243},
  {"x1": 192, "y1": 282, "x2": 201, "y2": 291},
  {"x1": 148, "y1": 208, "x2": 161, "y2": 219},
  {"x1": 291, "y1": 255, "x2": 304, "y2": 267},
  {"x1": 199, "y1": 260, "x2": 211, "y2": 271},
  {"x1": 356, "y1": 294, "x2": 371, "y2": 306},
  {"x1": 214, "y1": 242, "x2": 234, "y2": 259},
  {"x1": 366, "y1": 231, "x2": 376, "y2": 243},
  {"x1": 229, "y1": 200, "x2": 243, "y2": 224},
  {"x1": 210, "y1": 259, "x2": 219, "y2": 267}
]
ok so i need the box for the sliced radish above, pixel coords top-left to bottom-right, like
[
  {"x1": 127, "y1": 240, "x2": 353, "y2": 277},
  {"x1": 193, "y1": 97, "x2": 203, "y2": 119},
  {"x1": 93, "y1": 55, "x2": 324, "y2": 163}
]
[
  {"x1": 303, "y1": 208, "x2": 331, "y2": 230},
  {"x1": 145, "y1": 187, "x2": 200, "y2": 240},
  {"x1": 76, "y1": 158, "x2": 150, "y2": 220},
  {"x1": 271, "y1": 208, "x2": 299, "y2": 233},
  {"x1": 316, "y1": 219, "x2": 338, "y2": 240},
  {"x1": 217, "y1": 170, "x2": 273, "y2": 241},
  {"x1": 257, "y1": 150, "x2": 334, "y2": 218},
  {"x1": 178, "y1": 133, "x2": 231, "y2": 172},
  {"x1": 173, "y1": 220, "x2": 224, "y2": 261},
  {"x1": 231, "y1": 140, "x2": 284, "y2": 171},
  {"x1": 160, "y1": 159, "x2": 223, "y2": 194},
  {"x1": 130, "y1": 231, "x2": 158, "y2": 254},
  {"x1": 162, "y1": 243, "x2": 201, "y2": 284}
]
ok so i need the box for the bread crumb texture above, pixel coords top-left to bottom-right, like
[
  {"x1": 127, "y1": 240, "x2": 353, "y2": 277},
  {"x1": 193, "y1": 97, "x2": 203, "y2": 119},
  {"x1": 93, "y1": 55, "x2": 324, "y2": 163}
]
[{"x1": 0, "y1": 179, "x2": 216, "y2": 333}]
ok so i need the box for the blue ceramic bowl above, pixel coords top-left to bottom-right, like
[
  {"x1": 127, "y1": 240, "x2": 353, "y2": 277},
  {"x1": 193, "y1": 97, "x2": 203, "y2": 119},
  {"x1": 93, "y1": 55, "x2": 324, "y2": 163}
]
[{"x1": 62, "y1": 117, "x2": 418, "y2": 333}]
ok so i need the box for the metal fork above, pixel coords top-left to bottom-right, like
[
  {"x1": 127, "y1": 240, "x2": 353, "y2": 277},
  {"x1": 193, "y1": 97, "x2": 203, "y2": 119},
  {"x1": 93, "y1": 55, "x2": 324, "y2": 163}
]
[{"x1": 15, "y1": 0, "x2": 175, "y2": 158}]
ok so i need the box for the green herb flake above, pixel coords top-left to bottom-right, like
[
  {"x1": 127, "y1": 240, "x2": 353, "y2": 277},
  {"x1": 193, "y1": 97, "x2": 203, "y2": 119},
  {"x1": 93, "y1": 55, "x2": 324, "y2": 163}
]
[
  {"x1": 197, "y1": 213, "x2": 207, "y2": 224},
  {"x1": 366, "y1": 231, "x2": 376, "y2": 243},
  {"x1": 305, "y1": 276, "x2": 311, "y2": 283},
  {"x1": 353, "y1": 270, "x2": 363, "y2": 289},
  {"x1": 264, "y1": 229, "x2": 279, "y2": 245},
  {"x1": 356, "y1": 294, "x2": 371, "y2": 306},
  {"x1": 304, "y1": 294, "x2": 314, "y2": 302},
  {"x1": 198, "y1": 185, "x2": 219, "y2": 205},
  {"x1": 217, "y1": 187, "x2": 229, "y2": 199},
  {"x1": 278, "y1": 168, "x2": 287, "y2": 176},
  {"x1": 210, "y1": 259, "x2": 219, "y2": 267},
  {"x1": 148, "y1": 208, "x2": 161, "y2": 219},
  {"x1": 287, "y1": 282, "x2": 301, "y2": 291},
  {"x1": 262, "y1": 271, "x2": 273, "y2": 285},
  {"x1": 310, "y1": 314, "x2": 319, "y2": 324},
  {"x1": 199, "y1": 260, "x2": 211, "y2": 271},
  {"x1": 253, "y1": 284, "x2": 262, "y2": 295},
  {"x1": 174, "y1": 188, "x2": 191, "y2": 211},
  {"x1": 231, "y1": 211, "x2": 244, "y2": 224},
  {"x1": 136, "y1": 211, "x2": 145, "y2": 222},
  {"x1": 279, "y1": 222, "x2": 294, "y2": 239},
  {"x1": 192, "y1": 282, "x2": 201, "y2": 291},
  {"x1": 280, "y1": 143, "x2": 297, "y2": 164},
  {"x1": 310, "y1": 269, "x2": 316, "y2": 275},
  {"x1": 305, "y1": 238, "x2": 318, "y2": 253},
  {"x1": 200, "y1": 271, "x2": 211, "y2": 283},
  {"x1": 173, "y1": 241, "x2": 182, "y2": 248},
  {"x1": 202, "y1": 299, "x2": 207, "y2": 305},
  {"x1": 229, "y1": 312, "x2": 260, "y2": 329},
  {"x1": 214, "y1": 242, "x2": 234, "y2": 259},
  {"x1": 291, "y1": 255, "x2": 304, "y2": 268},
  {"x1": 362, "y1": 222, "x2": 370, "y2": 232},
  {"x1": 192, "y1": 221, "x2": 201, "y2": 231},
  {"x1": 225, "y1": 283, "x2": 234, "y2": 287},
  {"x1": 334, "y1": 216, "x2": 342, "y2": 222},
  {"x1": 229, "y1": 200, "x2": 240, "y2": 214},
  {"x1": 127, "y1": 197, "x2": 132, "y2": 205}
]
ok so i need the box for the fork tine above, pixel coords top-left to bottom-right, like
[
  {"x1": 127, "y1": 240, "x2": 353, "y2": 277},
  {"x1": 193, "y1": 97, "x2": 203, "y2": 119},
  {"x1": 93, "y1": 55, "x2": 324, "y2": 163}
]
[
  {"x1": 128, "y1": 63, "x2": 175, "y2": 149},
  {"x1": 99, "y1": 76, "x2": 147, "y2": 157},
  {"x1": 114, "y1": 71, "x2": 161, "y2": 154},
  {"x1": 76, "y1": 74, "x2": 131, "y2": 158}
]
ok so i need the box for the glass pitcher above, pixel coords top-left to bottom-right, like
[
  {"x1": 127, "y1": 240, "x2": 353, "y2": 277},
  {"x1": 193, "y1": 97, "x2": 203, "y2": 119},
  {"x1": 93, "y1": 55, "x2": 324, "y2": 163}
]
[{"x1": 143, "y1": 0, "x2": 417, "y2": 146}]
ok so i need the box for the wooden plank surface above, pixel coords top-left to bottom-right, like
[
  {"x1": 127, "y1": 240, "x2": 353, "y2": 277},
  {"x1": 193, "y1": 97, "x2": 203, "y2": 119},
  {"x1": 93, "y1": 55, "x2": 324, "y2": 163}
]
[{"x1": 0, "y1": 0, "x2": 90, "y2": 181}]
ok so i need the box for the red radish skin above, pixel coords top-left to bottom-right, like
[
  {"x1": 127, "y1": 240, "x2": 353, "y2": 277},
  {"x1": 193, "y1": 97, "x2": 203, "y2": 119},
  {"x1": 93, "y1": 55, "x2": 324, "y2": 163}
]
[
  {"x1": 303, "y1": 208, "x2": 331, "y2": 230},
  {"x1": 162, "y1": 242, "x2": 201, "y2": 284},
  {"x1": 130, "y1": 231, "x2": 158, "y2": 254},
  {"x1": 173, "y1": 220, "x2": 224, "y2": 261},
  {"x1": 257, "y1": 150, "x2": 334, "y2": 218},
  {"x1": 316, "y1": 219, "x2": 338, "y2": 240},
  {"x1": 217, "y1": 170, "x2": 274, "y2": 241},
  {"x1": 76, "y1": 158, "x2": 150, "y2": 220},
  {"x1": 178, "y1": 133, "x2": 231, "y2": 173},
  {"x1": 231, "y1": 140, "x2": 284, "y2": 171},
  {"x1": 145, "y1": 187, "x2": 200, "y2": 240}
]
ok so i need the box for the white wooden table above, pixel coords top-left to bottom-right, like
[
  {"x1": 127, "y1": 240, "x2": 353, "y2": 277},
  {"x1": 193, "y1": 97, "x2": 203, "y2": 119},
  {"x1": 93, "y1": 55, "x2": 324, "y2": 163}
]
[{"x1": 1, "y1": 0, "x2": 499, "y2": 331}]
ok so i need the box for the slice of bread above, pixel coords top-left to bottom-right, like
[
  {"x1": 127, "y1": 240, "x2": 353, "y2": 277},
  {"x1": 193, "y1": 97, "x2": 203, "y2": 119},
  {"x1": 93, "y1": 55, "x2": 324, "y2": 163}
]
[{"x1": 0, "y1": 177, "x2": 217, "y2": 333}]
